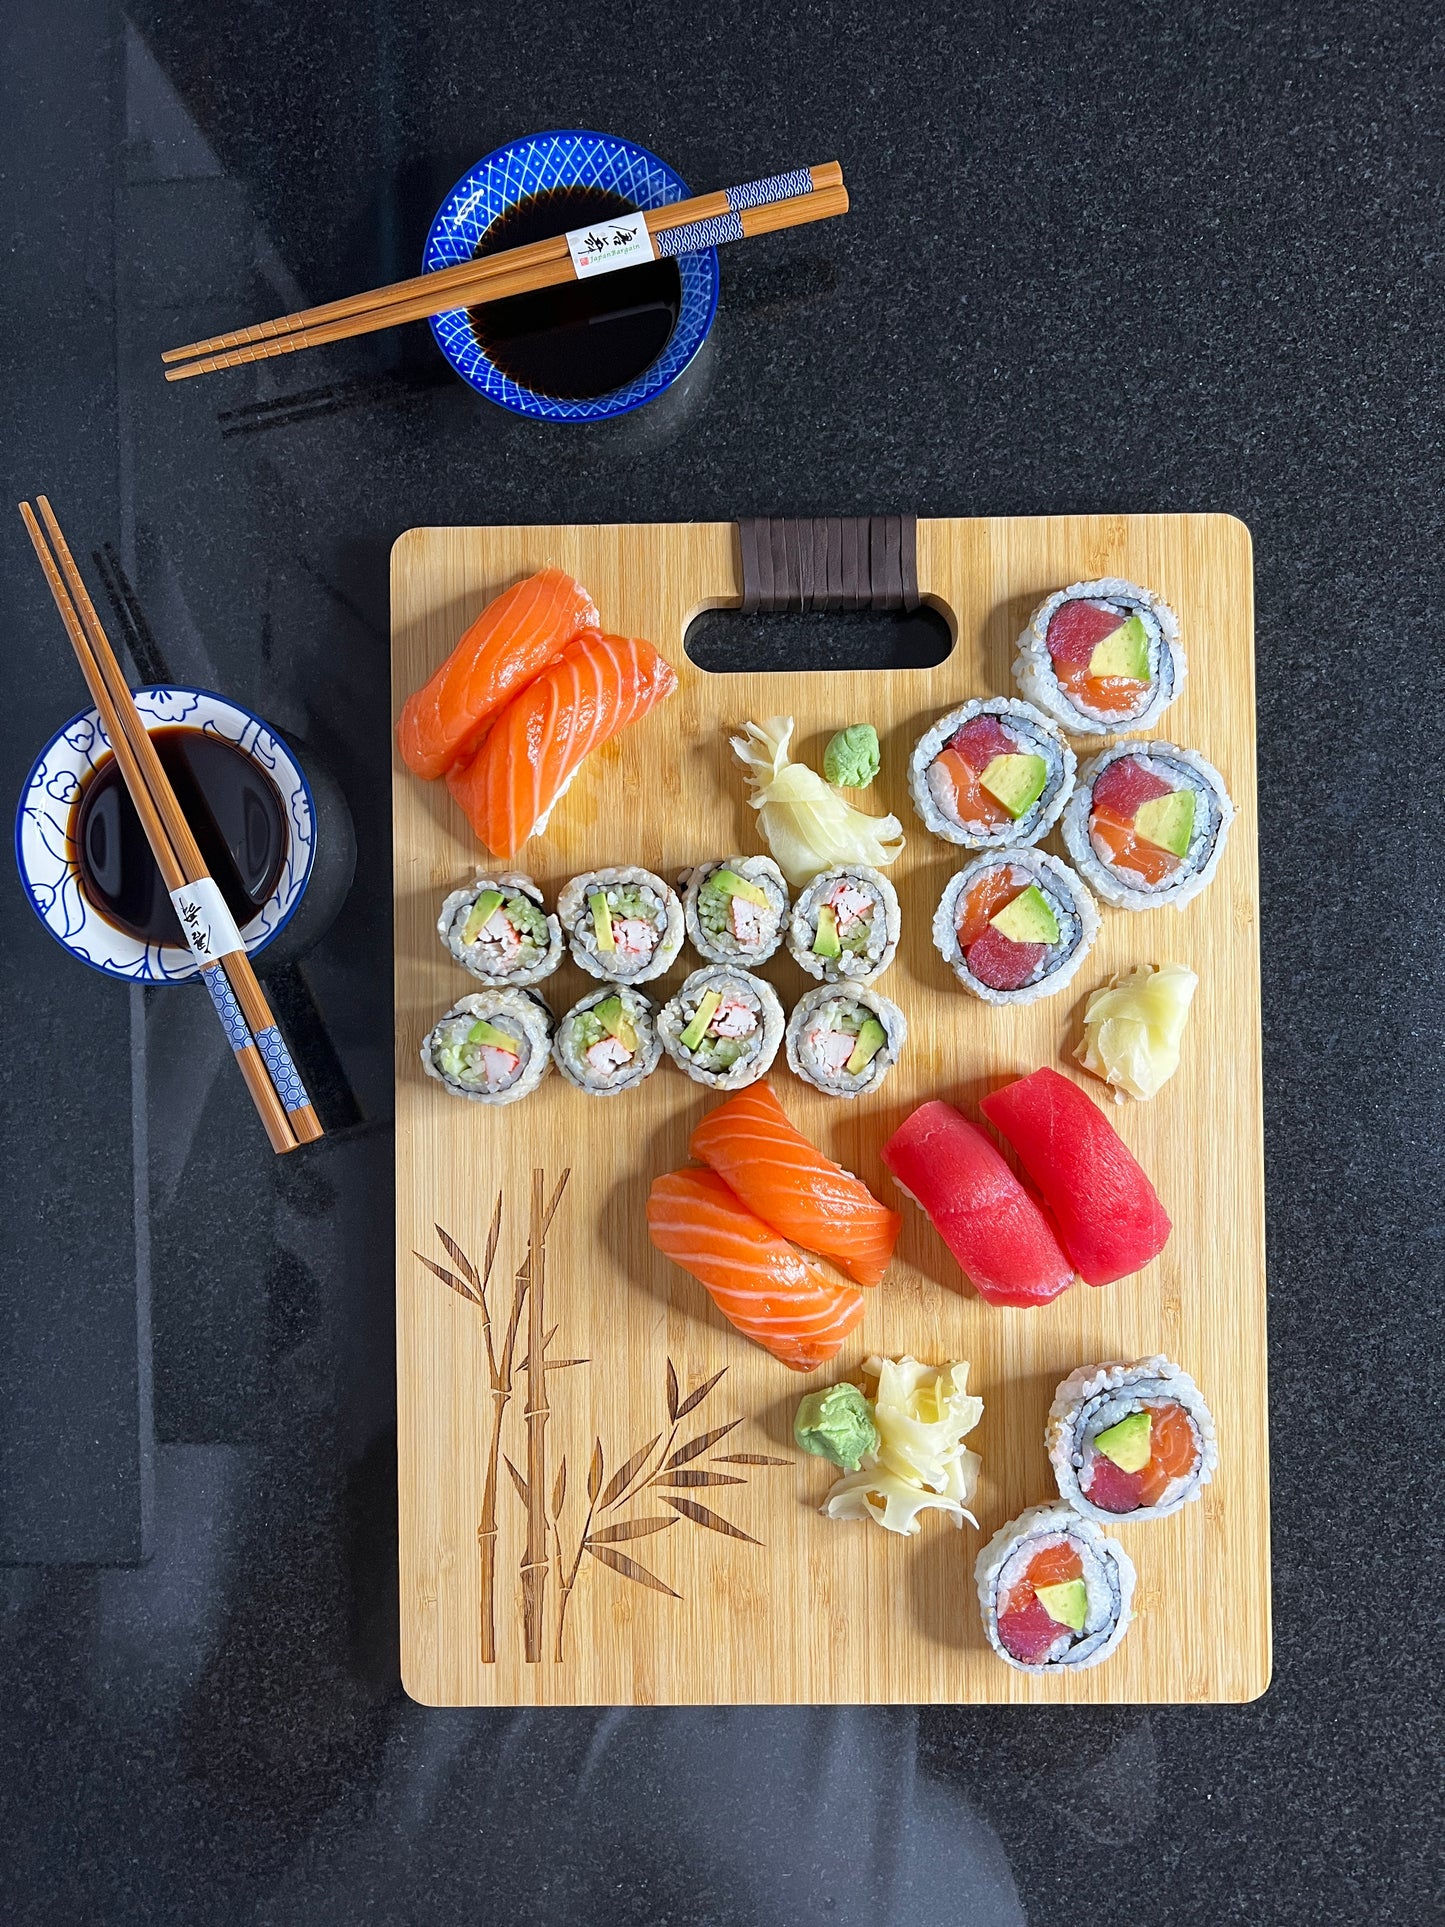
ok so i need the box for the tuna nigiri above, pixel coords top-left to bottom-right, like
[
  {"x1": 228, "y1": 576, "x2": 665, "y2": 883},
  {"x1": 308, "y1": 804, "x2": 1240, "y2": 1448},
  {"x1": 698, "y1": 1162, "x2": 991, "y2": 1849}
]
[
  {"x1": 397, "y1": 568, "x2": 598, "y2": 781},
  {"x1": 689, "y1": 1082, "x2": 901, "y2": 1288},
  {"x1": 447, "y1": 629, "x2": 678, "y2": 859},
  {"x1": 646, "y1": 1168, "x2": 866, "y2": 1373}
]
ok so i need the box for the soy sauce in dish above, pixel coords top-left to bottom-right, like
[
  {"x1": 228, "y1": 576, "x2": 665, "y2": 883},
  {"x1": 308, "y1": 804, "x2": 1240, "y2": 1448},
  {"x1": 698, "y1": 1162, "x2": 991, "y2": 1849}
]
[
  {"x1": 467, "y1": 186, "x2": 681, "y2": 401},
  {"x1": 71, "y1": 728, "x2": 288, "y2": 947}
]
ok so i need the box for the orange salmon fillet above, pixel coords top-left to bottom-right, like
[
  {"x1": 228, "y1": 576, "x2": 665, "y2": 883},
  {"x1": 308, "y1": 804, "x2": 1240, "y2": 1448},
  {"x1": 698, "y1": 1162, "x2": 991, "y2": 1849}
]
[
  {"x1": 689, "y1": 1083, "x2": 900, "y2": 1288},
  {"x1": 646, "y1": 1168, "x2": 866, "y2": 1373},
  {"x1": 447, "y1": 629, "x2": 678, "y2": 859},
  {"x1": 396, "y1": 568, "x2": 599, "y2": 780}
]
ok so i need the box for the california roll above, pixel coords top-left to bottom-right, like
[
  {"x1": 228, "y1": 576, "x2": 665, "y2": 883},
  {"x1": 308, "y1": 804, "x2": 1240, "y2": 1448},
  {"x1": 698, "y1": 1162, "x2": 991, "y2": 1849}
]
[
  {"x1": 658, "y1": 966, "x2": 784, "y2": 1090},
  {"x1": 420, "y1": 988, "x2": 553, "y2": 1107},
  {"x1": 554, "y1": 986, "x2": 662, "y2": 1096},
  {"x1": 975, "y1": 1502, "x2": 1136, "y2": 1674},
  {"x1": 933, "y1": 848, "x2": 1098, "y2": 1005},
  {"x1": 1014, "y1": 577, "x2": 1184, "y2": 735},
  {"x1": 558, "y1": 866, "x2": 684, "y2": 984},
  {"x1": 1047, "y1": 1356, "x2": 1218, "y2": 1523},
  {"x1": 1062, "y1": 742, "x2": 1233, "y2": 911},
  {"x1": 786, "y1": 985, "x2": 906, "y2": 1099},
  {"x1": 908, "y1": 698, "x2": 1074, "y2": 849},
  {"x1": 682, "y1": 856, "x2": 789, "y2": 967},
  {"x1": 437, "y1": 874, "x2": 562, "y2": 987},
  {"x1": 787, "y1": 866, "x2": 900, "y2": 984}
]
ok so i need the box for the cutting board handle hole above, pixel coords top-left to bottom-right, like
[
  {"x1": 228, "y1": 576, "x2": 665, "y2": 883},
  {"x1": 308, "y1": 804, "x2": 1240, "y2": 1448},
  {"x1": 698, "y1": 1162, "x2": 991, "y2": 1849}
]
[{"x1": 683, "y1": 603, "x2": 953, "y2": 675}]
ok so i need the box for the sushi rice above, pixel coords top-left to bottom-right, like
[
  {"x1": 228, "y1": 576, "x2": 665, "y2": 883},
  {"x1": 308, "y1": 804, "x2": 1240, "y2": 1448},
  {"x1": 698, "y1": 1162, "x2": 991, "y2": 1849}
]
[
  {"x1": 658, "y1": 965, "x2": 784, "y2": 1091},
  {"x1": 933, "y1": 848, "x2": 1100, "y2": 1006},
  {"x1": 975, "y1": 1502, "x2": 1136, "y2": 1674},
  {"x1": 558, "y1": 866, "x2": 684, "y2": 984},
  {"x1": 786, "y1": 984, "x2": 907, "y2": 1099},
  {"x1": 1014, "y1": 577, "x2": 1185, "y2": 736},
  {"x1": 787, "y1": 866, "x2": 901, "y2": 984},
  {"x1": 1047, "y1": 1356, "x2": 1218, "y2": 1525},
  {"x1": 437, "y1": 873, "x2": 563, "y2": 987},
  {"x1": 1062, "y1": 742, "x2": 1234, "y2": 912},
  {"x1": 553, "y1": 985, "x2": 662, "y2": 1096},
  {"x1": 908, "y1": 697, "x2": 1076, "y2": 849},
  {"x1": 420, "y1": 988, "x2": 553, "y2": 1107},
  {"x1": 682, "y1": 855, "x2": 790, "y2": 967}
]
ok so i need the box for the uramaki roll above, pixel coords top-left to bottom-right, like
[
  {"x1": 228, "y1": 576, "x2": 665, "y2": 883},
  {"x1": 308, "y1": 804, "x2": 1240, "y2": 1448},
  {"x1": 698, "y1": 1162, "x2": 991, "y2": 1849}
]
[
  {"x1": 1047, "y1": 1356, "x2": 1218, "y2": 1523},
  {"x1": 1013, "y1": 577, "x2": 1185, "y2": 736},
  {"x1": 420, "y1": 988, "x2": 553, "y2": 1106},
  {"x1": 558, "y1": 866, "x2": 684, "y2": 983},
  {"x1": 658, "y1": 966, "x2": 784, "y2": 1091},
  {"x1": 975, "y1": 1501, "x2": 1136, "y2": 1673},
  {"x1": 437, "y1": 872, "x2": 562, "y2": 987},
  {"x1": 908, "y1": 697, "x2": 1075, "y2": 850},
  {"x1": 682, "y1": 855, "x2": 790, "y2": 967},
  {"x1": 553, "y1": 985, "x2": 662, "y2": 1096},
  {"x1": 933, "y1": 848, "x2": 1099, "y2": 1005},
  {"x1": 785, "y1": 984, "x2": 907, "y2": 1099},
  {"x1": 1061, "y1": 742, "x2": 1233, "y2": 911},
  {"x1": 787, "y1": 865, "x2": 900, "y2": 985}
]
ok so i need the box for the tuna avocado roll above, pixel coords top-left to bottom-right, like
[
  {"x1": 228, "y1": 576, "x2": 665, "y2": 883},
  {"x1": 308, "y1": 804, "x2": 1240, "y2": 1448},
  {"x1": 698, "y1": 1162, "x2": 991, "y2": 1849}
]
[
  {"x1": 437, "y1": 873, "x2": 563, "y2": 987},
  {"x1": 1062, "y1": 742, "x2": 1233, "y2": 911},
  {"x1": 1047, "y1": 1356, "x2": 1218, "y2": 1524},
  {"x1": 786, "y1": 984, "x2": 907, "y2": 1099},
  {"x1": 1014, "y1": 577, "x2": 1185, "y2": 735},
  {"x1": 658, "y1": 965, "x2": 784, "y2": 1090},
  {"x1": 682, "y1": 855, "x2": 790, "y2": 967},
  {"x1": 420, "y1": 988, "x2": 553, "y2": 1106},
  {"x1": 553, "y1": 985, "x2": 662, "y2": 1096},
  {"x1": 558, "y1": 866, "x2": 684, "y2": 984},
  {"x1": 975, "y1": 1502, "x2": 1136, "y2": 1674},
  {"x1": 933, "y1": 848, "x2": 1099, "y2": 1005},
  {"x1": 908, "y1": 697, "x2": 1075, "y2": 850},
  {"x1": 787, "y1": 866, "x2": 900, "y2": 984}
]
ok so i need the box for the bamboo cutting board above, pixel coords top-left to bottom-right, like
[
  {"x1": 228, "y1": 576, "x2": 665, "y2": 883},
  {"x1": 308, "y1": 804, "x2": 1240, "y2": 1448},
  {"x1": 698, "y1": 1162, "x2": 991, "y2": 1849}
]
[{"x1": 392, "y1": 514, "x2": 1268, "y2": 1706}]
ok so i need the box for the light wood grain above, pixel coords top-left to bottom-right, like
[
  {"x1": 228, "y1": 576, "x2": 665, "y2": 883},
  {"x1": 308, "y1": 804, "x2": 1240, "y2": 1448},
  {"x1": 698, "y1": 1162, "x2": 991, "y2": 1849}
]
[{"x1": 392, "y1": 515, "x2": 1268, "y2": 1706}]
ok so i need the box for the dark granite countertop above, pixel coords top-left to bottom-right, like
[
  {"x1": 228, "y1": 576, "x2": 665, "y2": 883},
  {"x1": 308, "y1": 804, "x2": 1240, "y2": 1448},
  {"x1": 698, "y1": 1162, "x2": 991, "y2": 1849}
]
[{"x1": 2, "y1": 3, "x2": 1440, "y2": 1921}]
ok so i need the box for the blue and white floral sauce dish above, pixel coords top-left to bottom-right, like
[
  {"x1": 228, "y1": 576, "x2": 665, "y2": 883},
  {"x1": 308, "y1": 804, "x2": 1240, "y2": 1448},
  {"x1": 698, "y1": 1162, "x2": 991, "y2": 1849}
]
[
  {"x1": 14, "y1": 686, "x2": 315, "y2": 985},
  {"x1": 423, "y1": 129, "x2": 719, "y2": 423}
]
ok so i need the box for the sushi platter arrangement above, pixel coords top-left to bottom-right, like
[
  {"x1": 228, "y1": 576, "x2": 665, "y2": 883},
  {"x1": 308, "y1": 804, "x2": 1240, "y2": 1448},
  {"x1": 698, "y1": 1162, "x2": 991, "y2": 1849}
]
[{"x1": 392, "y1": 513, "x2": 1267, "y2": 1705}]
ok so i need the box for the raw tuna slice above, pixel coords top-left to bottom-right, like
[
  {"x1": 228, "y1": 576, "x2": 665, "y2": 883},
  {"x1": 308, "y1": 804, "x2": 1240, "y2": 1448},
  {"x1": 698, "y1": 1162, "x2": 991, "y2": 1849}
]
[
  {"x1": 950, "y1": 714, "x2": 1016, "y2": 769},
  {"x1": 881, "y1": 1100, "x2": 1074, "y2": 1308},
  {"x1": 1082, "y1": 1454, "x2": 1145, "y2": 1513},
  {"x1": 1090, "y1": 756, "x2": 1173, "y2": 819},
  {"x1": 1045, "y1": 600, "x2": 1123, "y2": 666},
  {"x1": 980, "y1": 1068, "x2": 1171, "y2": 1286}
]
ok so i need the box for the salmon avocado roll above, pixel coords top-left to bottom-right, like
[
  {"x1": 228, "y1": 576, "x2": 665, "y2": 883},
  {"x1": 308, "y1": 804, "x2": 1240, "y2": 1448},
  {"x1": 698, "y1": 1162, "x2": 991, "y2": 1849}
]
[
  {"x1": 934, "y1": 849, "x2": 1098, "y2": 1004},
  {"x1": 976, "y1": 1503, "x2": 1136, "y2": 1673},
  {"x1": 558, "y1": 866, "x2": 684, "y2": 984},
  {"x1": 909, "y1": 698, "x2": 1075, "y2": 850},
  {"x1": 1014, "y1": 578, "x2": 1184, "y2": 736},
  {"x1": 1047, "y1": 1357, "x2": 1218, "y2": 1523},
  {"x1": 1063, "y1": 742, "x2": 1233, "y2": 911}
]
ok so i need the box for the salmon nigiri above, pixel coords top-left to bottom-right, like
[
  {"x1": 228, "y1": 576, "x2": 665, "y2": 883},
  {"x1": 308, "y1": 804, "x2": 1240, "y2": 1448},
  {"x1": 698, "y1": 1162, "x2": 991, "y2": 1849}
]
[
  {"x1": 397, "y1": 568, "x2": 598, "y2": 780},
  {"x1": 646, "y1": 1169, "x2": 866, "y2": 1374},
  {"x1": 689, "y1": 1083, "x2": 901, "y2": 1288},
  {"x1": 448, "y1": 629, "x2": 678, "y2": 859}
]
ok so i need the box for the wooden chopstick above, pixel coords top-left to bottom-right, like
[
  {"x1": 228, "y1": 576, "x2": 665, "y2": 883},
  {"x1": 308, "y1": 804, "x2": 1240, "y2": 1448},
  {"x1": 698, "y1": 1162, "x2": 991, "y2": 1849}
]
[
  {"x1": 19, "y1": 498, "x2": 323, "y2": 1154},
  {"x1": 162, "y1": 167, "x2": 849, "y2": 381}
]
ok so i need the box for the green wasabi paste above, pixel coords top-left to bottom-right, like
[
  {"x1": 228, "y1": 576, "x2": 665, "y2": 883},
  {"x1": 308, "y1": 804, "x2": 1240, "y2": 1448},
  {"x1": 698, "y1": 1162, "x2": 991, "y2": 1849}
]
[
  {"x1": 794, "y1": 1382, "x2": 879, "y2": 1472},
  {"x1": 823, "y1": 724, "x2": 881, "y2": 790}
]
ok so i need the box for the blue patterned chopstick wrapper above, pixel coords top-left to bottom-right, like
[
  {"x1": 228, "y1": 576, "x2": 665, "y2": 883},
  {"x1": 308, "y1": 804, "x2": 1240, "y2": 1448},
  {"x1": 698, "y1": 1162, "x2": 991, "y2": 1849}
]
[
  {"x1": 653, "y1": 169, "x2": 817, "y2": 260},
  {"x1": 200, "y1": 963, "x2": 313, "y2": 1114}
]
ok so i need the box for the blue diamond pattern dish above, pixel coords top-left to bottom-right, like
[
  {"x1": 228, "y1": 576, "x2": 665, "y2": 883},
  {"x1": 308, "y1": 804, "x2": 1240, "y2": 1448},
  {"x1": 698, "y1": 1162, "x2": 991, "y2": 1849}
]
[{"x1": 423, "y1": 130, "x2": 719, "y2": 422}]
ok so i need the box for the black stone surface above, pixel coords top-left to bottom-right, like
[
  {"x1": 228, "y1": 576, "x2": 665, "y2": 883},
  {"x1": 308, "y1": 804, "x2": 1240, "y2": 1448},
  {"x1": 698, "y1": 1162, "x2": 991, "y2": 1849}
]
[{"x1": 1, "y1": 3, "x2": 1441, "y2": 1922}]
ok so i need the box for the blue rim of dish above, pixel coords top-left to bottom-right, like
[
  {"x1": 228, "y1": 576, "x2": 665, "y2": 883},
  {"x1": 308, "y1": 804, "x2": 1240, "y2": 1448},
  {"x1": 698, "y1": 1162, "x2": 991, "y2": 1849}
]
[
  {"x1": 14, "y1": 684, "x2": 316, "y2": 984},
  {"x1": 423, "y1": 129, "x2": 720, "y2": 423}
]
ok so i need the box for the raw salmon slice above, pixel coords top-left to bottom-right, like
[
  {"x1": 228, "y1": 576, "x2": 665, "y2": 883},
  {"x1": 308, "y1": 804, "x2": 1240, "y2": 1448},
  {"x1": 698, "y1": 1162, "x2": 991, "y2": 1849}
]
[
  {"x1": 689, "y1": 1082, "x2": 901, "y2": 1289},
  {"x1": 930, "y1": 747, "x2": 1011, "y2": 828},
  {"x1": 1055, "y1": 658, "x2": 1148, "y2": 716},
  {"x1": 1136, "y1": 1401, "x2": 1199, "y2": 1506},
  {"x1": 646, "y1": 1168, "x2": 866, "y2": 1374},
  {"x1": 447, "y1": 630, "x2": 678, "y2": 858},
  {"x1": 1091, "y1": 806, "x2": 1181, "y2": 884},
  {"x1": 397, "y1": 569, "x2": 599, "y2": 780}
]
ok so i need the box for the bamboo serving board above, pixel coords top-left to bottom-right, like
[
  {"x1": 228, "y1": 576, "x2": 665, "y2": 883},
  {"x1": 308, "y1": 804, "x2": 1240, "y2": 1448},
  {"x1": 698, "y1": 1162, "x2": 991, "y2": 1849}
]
[{"x1": 392, "y1": 514, "x2": 1268, "y2": 1706}]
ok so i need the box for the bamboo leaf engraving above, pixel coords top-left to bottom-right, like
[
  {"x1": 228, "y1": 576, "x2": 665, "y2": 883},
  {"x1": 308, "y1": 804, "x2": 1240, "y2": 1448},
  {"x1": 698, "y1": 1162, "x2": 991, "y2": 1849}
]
[
  {"x1": 588, "y1": 1517, "x2": 677, "y2": 1545},
  {"x1": 676, "y1": 1367, "x2": 728, "y2": 1420},
  {"x1": 662, "y1": 1496, "x2": 761, "y2": 1543},
  {"x1": 505, "y1": 1456, "x2": 529, "y2": 1507},
  {"x1": 412, "y1": 1252, "x2": 478, "y2": 1303},
  {"x1": 600, "y1": 1434, "x2": 663, "y2": 1510},
  {"x1": 587, "y1": 1439, "x2": 605, "y2": 1503},
  {"x1": 653, "y1": 1469, "x2": 746, "y2": 1490},
  {"x1": 664, "y1": 1419, "x2": 741, "y2": 1468},
  {"x1": 666, "y1": 1358, "x2": 680, "y2": 1424},
  {"x1": 552, "y1": 1459, "x2": 567, "y2": 1521},
  {"x1": 586, "y1": 1543, "x2": 680, "y2": 1598},
  {"x1": 714, "y1": 1453, "x2": 790, "y2": 1466},
  {"x1": 435, "y1": 1225, "x2": 481, "y2": 1293}
]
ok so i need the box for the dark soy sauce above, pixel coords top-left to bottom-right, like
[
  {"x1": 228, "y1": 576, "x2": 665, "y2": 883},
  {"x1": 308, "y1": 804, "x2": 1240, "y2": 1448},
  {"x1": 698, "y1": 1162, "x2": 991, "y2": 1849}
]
[
  {"x1": 72, "y1": 728, "x2": 288, "y2": 947},
  {"x1": 468, "y1": 186, "x2": 681, "y2": 400}
]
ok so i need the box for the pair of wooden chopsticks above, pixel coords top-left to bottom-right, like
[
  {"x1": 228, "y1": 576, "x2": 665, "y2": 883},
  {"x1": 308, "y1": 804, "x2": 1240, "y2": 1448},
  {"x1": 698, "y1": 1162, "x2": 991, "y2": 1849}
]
[
  {"x1": 162, "y1": 161, "x2": 848, "y2": 380},
  {"x1": 20, "y1": 497, "x2": 324, "y2": 1155}
]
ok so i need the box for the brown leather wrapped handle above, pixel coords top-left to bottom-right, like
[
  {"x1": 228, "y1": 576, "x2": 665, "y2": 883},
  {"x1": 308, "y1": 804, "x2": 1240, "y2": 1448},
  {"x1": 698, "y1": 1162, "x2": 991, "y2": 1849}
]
[{"x1": 737, "y1": 515, "x2": 919, "y2": 614}]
